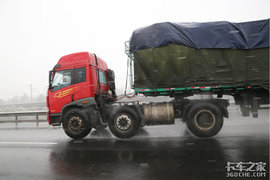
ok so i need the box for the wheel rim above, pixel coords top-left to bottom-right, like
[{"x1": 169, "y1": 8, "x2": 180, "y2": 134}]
[
  {"x1": 194, "y1": 110, "x2": 216, "y2": 131},
  {"x1": 68, "y1": 115, "x2": 84, "y2": 133},
  {"x1": 115, "y1": 113, "x2": 132, "y2": 131}
]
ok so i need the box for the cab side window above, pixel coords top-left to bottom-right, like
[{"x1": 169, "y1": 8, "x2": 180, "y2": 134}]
[
  {"x1": 51, "y1": 67, "x2": 86, "y2": 92},
  {"x1": 97, "y1": 70, "x2": 107, "y2": 84},
  {"x1": 74, "y1": 67, "x2": 86, "y2": 84}
]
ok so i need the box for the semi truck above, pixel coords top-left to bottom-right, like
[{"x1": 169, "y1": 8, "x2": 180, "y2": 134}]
[{"x1": 46, "y1": 19, "x2": 269, "y2": 139}]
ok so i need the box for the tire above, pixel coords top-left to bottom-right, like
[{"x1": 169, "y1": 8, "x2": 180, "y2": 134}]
[
  {"x1": 186, "y1": 102, "x2": 223, "y2": 138},
  {"x1": 108, "y1": 106, "x2": 140, "y2": 139},
  {"x1": 62, "y1": 109, "x2": 92, "y2": 139}
]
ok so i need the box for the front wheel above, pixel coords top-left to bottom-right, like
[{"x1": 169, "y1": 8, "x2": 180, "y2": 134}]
[
  {"x1": 186, "y1": 103, "x2": 223, "y2": 138},
  {"x1": 62, "y1": 109, "x2": 92, "y2": 139},
  {"x1": 108, "y1": 106, "x2": 141, "y2": 139}
]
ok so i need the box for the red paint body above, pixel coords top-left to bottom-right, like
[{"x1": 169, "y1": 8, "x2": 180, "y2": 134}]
[{"x1": 47, "y1": 52, "x2": 109, "y2": 119}]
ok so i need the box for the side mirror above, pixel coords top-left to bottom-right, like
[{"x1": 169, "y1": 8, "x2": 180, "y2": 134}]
[{"x1": 49, "y1": 71, "x2": 53, "y2": 89}]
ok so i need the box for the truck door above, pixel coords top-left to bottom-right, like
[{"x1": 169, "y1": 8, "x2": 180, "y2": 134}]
[
  {"x1": 48, "y1": 69, "x2": 74, "y2": 114},
  {"x1": 72, "y1": 67, "x2": 90, "y2": 100}
]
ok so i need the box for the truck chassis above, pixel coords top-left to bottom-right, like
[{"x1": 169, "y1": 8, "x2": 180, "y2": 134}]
[{"x1": 54, "y1": 84, "x2": 268, "y2": 139}]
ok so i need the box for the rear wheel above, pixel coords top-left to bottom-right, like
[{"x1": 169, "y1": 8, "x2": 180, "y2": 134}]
[
  {"x1": 186, "y1": 103, "x2": 223, "y2": 137},
  {"x1": 62, "y1": 109, "x2": 92, "y2": 139},
  {"x1": 108, "y1": 106, "x2": 140, "y2": 139}
]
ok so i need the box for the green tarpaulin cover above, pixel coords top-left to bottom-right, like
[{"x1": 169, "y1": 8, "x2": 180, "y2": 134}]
[{"x1": 133, "y1": 44, "x2": 269, "y2": 89}]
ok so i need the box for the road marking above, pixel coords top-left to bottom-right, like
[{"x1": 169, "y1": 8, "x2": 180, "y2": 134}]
[{"x1": 0, "y1": 142, "x2": 57, "y2": 145}]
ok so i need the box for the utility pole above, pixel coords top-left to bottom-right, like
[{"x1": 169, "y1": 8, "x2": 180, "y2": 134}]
[{"x1": 29, "y1": 84, "x2": 32, "y2": 102}]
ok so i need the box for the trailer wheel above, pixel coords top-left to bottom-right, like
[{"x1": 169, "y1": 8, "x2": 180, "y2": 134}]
[
  {"x1": 62, "y1": 109, "x2": 92, "y2": 139},
  {"x1": 186, "y1": 103, "x2": 223, "y2": 138},
  {"x1": 108, "y1": 106, "x2": 140, "y2": 139}
]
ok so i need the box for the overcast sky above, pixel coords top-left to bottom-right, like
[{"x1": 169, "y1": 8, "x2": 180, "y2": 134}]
[{"x1": 0, "y1": 0, "x2": 269, "y2": 101}]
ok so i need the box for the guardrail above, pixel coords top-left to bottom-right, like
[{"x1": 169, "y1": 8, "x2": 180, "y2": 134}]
[{"x1": 0, "y1": 111, "x2": 47, "y2": 127}]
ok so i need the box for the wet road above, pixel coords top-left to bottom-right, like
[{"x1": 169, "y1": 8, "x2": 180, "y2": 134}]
[{"x1": 0, "y1": 106, "x2": 269, "y2": 180}]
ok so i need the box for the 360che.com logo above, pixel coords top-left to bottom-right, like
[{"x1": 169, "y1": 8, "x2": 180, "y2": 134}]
[{"x1": 226, "y1": 162, "x2": 267, "y2": 178}]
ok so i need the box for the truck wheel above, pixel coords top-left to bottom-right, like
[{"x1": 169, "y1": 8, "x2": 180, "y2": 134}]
[
  {"x1": 108, "y1": 106, "x2": 140, "y2": 139},
  {"x1": 186, "y1": 103, "x2": 223, "y2": 138},
  {"x1": 62, "y1": 109, "x2": 92, "y2": 139}
]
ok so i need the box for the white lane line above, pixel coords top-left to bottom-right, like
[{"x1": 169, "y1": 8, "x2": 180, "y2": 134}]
[{"x1": 0, "y1": 142, "x2": 57, "y2": 145}]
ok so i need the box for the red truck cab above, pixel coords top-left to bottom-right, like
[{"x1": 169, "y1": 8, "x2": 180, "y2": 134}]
[{"x1": 47, "y1": 52, "x2": 116, "y2": 131}]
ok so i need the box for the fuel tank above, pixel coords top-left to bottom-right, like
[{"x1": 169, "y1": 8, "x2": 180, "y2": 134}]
[{"x1": 143, "y1": 102, "x2": 174, "y2": 125}]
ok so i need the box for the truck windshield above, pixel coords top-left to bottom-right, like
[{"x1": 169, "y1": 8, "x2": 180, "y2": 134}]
[{"x1": 51, "y1": 70, "x2": 72, "y2": 91}]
